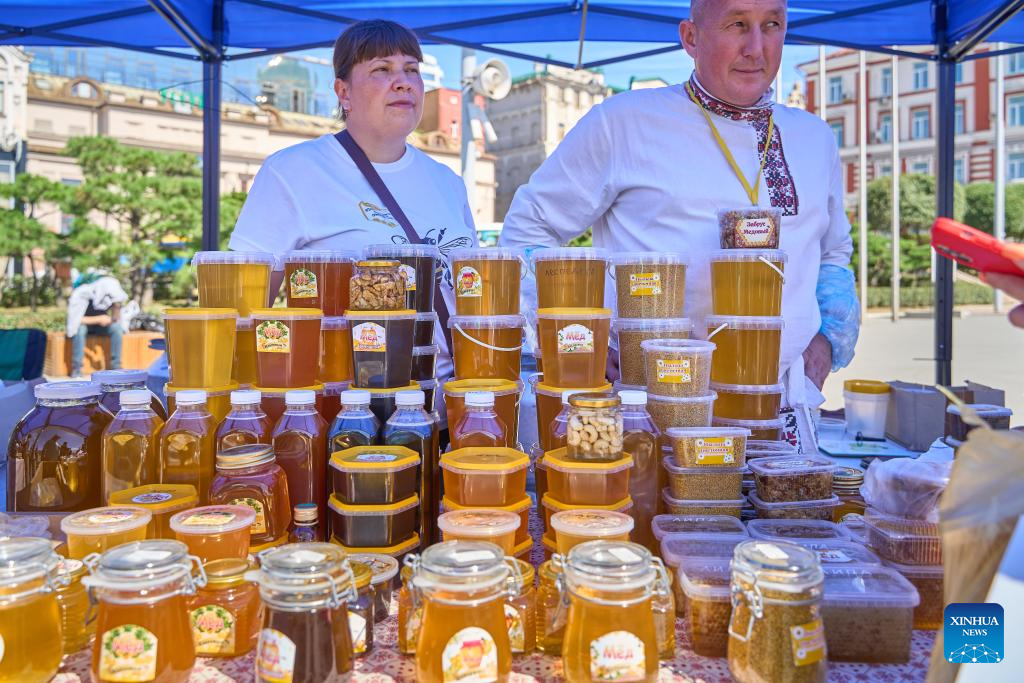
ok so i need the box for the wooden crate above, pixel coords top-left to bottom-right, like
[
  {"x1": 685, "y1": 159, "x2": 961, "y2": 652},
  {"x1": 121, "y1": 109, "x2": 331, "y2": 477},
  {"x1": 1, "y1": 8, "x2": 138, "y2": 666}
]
[{"x1": 45, "y1": 330, "x2": 164, "y2": 377}]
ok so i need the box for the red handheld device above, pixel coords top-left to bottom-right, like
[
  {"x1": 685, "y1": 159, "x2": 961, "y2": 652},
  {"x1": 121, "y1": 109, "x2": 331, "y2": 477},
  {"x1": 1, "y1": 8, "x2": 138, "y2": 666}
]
[{"x1": 931, "y1": 217, "x2": 1024, "y2": 275}]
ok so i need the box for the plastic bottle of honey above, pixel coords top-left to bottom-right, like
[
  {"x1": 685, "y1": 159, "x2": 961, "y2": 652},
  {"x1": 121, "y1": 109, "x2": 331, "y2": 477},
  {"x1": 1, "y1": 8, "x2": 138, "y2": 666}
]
[
  {"x1": 0, "y1": 538, "x2": 65, "y2": 682},
  {"x1": 215, "y1": 389, "x2": 272, "y2": 452},
  {"x1": 384, "y1": 390, "x2": 439, "y2": 543},
  {"x1": 272, "y1": 389, "x2": 328, "y2": 538},
  {"x1": 408, "y1": 540, "x2": 516, "y2": 682},
  {"x1": 159, "y1": 390, "x2": 218, "y2": 504},
  {"x1": 102, "y1": 389, "x2": 164, "y2": 501},
  {"x1": 329, "y1": 389, "x2": 380, "y2": 451},
  {"x1": 451, "y1": 391, "x2": 508, "y2": 449},
  {"x1": 619, "y1": 390, "x2": 661, "y2": 552},
  {"x1": 94, "y1": 368, "x2": 168, "y2": 420}
]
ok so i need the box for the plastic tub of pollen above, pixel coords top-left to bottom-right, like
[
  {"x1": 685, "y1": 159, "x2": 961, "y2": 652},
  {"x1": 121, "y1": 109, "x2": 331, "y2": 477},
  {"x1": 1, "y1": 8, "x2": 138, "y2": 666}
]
[
  {"x1": 666, "y1": 426, "x2": 751, "y2": 468},
  {"x1": 662, "y1": 458, "x2": 743, "y2": 501},
  {"x1": 330, "y1": 445, "x2": 421, "y2": 505},
  {"x1": 746, "y1": 519, "x2": 853, "y2": 543},
  {"x1": 328, "y1": 494, "x2": 419, "y2": 548},
  {"x1": 660, "y1": 489, "x2": 744, "y2": 518},
  {"x1": 748, "y1": 491, "x2": 841, "y2": 521},
  {"x1": 821, "y1": 565, "x2": 919, "y2": 663}
]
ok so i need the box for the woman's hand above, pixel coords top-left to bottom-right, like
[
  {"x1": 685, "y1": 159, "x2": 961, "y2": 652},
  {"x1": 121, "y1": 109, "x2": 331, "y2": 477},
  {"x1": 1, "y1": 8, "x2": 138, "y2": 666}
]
[
  {"x1": 981, "y1": 264, "x2": 1024, "y2": 328},
  {"x1": 802, "y1": 332, "x2": 833, "y2": 390}
]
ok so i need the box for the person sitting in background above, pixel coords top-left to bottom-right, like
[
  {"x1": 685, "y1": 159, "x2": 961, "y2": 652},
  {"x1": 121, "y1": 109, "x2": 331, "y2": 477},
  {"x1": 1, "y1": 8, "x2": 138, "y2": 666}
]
[
  {"x1": 66, "y1": 271, "x2": 128, "y2": 378},
  {"x1": 982, "y1": 266, "x2": 1024, "y2": 328}
]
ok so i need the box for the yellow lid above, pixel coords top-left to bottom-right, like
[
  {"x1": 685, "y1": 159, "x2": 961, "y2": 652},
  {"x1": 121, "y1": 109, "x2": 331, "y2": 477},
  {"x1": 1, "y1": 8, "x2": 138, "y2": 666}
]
[
  {"x1": 332, "y1": 533, "x2": 421, "y2": 557},
  {"x1": 537, "y1": 307, "x2": 612, "y2": 318},
  {"x1": 351, "y1": 561, "x2": 373, "y2": 590},
  {"x1": 534, "y1": 381, "x2": 612, "y2": 398},
  {"x1": 344, "y1": 309, "x2": 417, "y2": 319},
  {"x1": 253, "y1": 383, "x2": 325, "y2": 396},
  {"x1": 844, "y1": 380, "x2": 891, "y2": 394},
  {"x1": 442, "y1": 494, "x2": 532, "y2": 514},
  {"x1": 542, "y1": 449, "x2": 634, "y2": 473},
  {"x1": 541, "y1": 493, "x2": 633, "y2": 513},
  {"x1": 330, "y1": 445, "x2": 420, "y2": 471},
  {"x1": 203, "y1": 558, "x2": 253, "y2": 589},
  {"x1": 328, "y1": 493, "x2": 419, "y2": 515},
  {"x1": 365, "y1": 382, "x2": 420, "y2": 396},
  {"x1": 109, "y1": 484, "x2": 198, "y2": 512},
  {"x1": 163, "y1": 307, "x2": 238, "y2": 320},
  {"x1": 507, "y1": 556, "x2": 535, "y2": 585},
  {"x1": 542, "y1": 534, "x2": 557, "y2": 553},
  {"x1": 444, "y1": 378, "x2": 520, "y2": 396},
  {"x1": 166, "y1": 381, "x2": 240, "y2": 396},
  {"x1": 568, "y1": 392, "x2": 620, "y2": 409},
  {"x1": 513, "y1": 538, "x2": 534, "y2": 561},
  {"x1": 440, "y1": 447, "x2": 530, "y2": 473},
  {"x1": 250, "y1": 535, "x2": 288, "y2": 553},
  {"x1": 251, "y1": 307, "x2": 324, "y2": 319}
]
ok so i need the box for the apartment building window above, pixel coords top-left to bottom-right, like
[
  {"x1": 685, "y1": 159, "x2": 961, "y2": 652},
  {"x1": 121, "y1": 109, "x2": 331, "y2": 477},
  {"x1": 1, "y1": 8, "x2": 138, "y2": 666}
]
[
  {"x1": 1010, "y1": 95, "x2": 1024, "y2": 127},
  {"x1": 830, "y1": 120, "x2": 844, "y2": 148},
  {"x1": 0, "y1": 161, "x2": 13, "y2": 209},
  {"x1": 828, "y1": 76, "x2": 843, "y2": 104},
  {"x1": 878, "y1": 163, "x2": 892, "y2": 177},
  {"x1": 1008, "y1": 53, "x2": 1024, "y2": 75},
  {"x1": 1010, "y1": 152, "x2": 1024, "y2": 181},
  {"x1": 954, "y1": 103, "x2": 965, "y2": 135},
  {"x1": 912, "y1": 109, "x2": 930, "y2": 139},
  {"x1": 879, "y1": 114, "x2": 892, "y2": 143},
  {"x1": 954, "y1": 62, "x2": 964, "y2": 84},
  {"x1": 911, "y1": 160, "x2": 929, "y2": 175},
  {"x1": 880, "y1": 67, "x2": 892, "y2": 96},
  {"x1": 954, "y1": 158, "x2": 966, "y2": 184},
  {"x1": 913, "y1": 62, "x2": 929, "y2": 90}
]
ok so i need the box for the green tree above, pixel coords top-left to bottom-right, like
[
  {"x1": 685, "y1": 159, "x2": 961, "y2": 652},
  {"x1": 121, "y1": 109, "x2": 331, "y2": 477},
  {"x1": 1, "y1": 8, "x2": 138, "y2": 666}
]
[
  {"x1": 0, "y1": 174, "x2": 62, "y2": 310},
  {"x1": 867, "y1": 174, "x2": 965, "y2": 236},
  {"x1": 850, "y1": 227, "x2": 934, "y2": 287},
  {"x1": 962, "y1": 182, "x2": 1024, "y2": 239}
]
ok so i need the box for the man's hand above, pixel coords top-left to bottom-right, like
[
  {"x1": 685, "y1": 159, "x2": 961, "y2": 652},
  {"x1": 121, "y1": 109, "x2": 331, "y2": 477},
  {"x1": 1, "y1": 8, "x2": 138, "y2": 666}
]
[
  {"x1": 84, "y1": 314, "x2": 113, "y2": 327},
  {"x1": 606, "y1": 352, "x2": 620, "y2": 384},
  {"x1": 982, "y1": 264, "x2": 1024, "y2": 328},
  {"x1": 803, "y1": 332, "x2": 832, "y2": 390}
]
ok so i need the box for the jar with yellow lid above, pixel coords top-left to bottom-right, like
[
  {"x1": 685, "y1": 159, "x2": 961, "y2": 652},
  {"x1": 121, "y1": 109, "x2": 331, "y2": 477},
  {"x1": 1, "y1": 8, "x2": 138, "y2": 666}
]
[
  {"x1": 83, "y1": 539, "x2": 207, "y2": 683},
  {"x1": 247, "y1": 542, "x2": 356, "y2": 682},
  {"x1": 557, "y1": 540, "x2": 668, "y2": 683},
  {"x1": 189, "y1": 557, "x2": 261, "y2": 657},
  {"x1": 0, "y1": 538, "x2": 65, "y2": 681},
  {"x1": 108, "y1": 483, "x2": 198, "y2": 539},
  {"x1": 535, "y1": 559, "x2": 564, "y2": 654},
  {"x1": 727, "y1": 540, "x2": 827, "y2": 683},
  {"x1": 565, "y1": 393, "x2": 624, "y2": 462},
  {"x1": 349, "y1": 259, "x2": 407, "y2": 310},
  {"x1": 843, "y1": 379, "x2": 891, "y2": 440},
  {"x1": 348, "y1": 561, "x2": 375, "y2": 656},
  {"x1": 505, "y1": 557, "x2": 536, "y2": 654},
  {"x1": 54, "y1": 557, "x2": 93, "y2": 655},
  {"x1": 407, "y1": 540, "x2": 518, "y2": 682},
  {"x1": 832, "y1": 466, "x2": 866, "y2": 522}
]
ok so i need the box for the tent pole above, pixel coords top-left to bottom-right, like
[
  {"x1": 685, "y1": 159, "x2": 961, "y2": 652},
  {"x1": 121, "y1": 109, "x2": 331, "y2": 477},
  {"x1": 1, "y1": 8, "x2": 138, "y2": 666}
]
[
  {"x1": 858, "y1": 51, "x2": 868, "y2": 316},
  {"x1": 201, "y1": 0, "x2": 224, "y2": 251},
  {"x1": 891, "y1": 55, "x2": 900, "y2": 322},
  {"x1": 818, "y1": 46, "x2": 827, "y2": 120},
  {"x1": 995, "y1": 43, "x2": 1007, "y2": 314},
  {"x1": 935, "y1": 2, "x2": 955, "y2": 386}
]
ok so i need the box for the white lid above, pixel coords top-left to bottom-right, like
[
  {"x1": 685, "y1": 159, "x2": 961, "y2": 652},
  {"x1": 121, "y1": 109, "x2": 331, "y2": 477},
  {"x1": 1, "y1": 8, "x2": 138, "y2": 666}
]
[
  {"x1": 396, "y1": 390, "x2": 426, "y2": 407},
  {"x1": 415, "y1": 311, "x2": 438, "y2": 323},
  {"x1": 412, "y1": 344, "x2": 440, "y2": 355},
  {"x1": 532, "y1": 247, "x2": 608, "y2": 262},
  {"x1": 748, "y1": 491, "x2": 841, "y2": 511},
  {"x1": 175, "y1": 390, "x2": 207, "y2": 405},
  {"x1": 640, "y1": 338, "x2": 716, "y2": 355},
  {"x1": 747, "y1": 519, "x2": 852, "y2": 542},
  {"x1": 437, "y1": 509, "x2": 521, "y2": 538},
  {"x1": 321, "y1": 316, "x2": 350, "y2": 331},
  {"x1": 612, "y1": 317, "x2": 693, "y2": 333},
  {"x1": 93, "y1": 369, "x2": 148, "y2": 384},
  {"x1": 170, "y1": 505, "x2": 257, "y2": 534},
  {"x1": 666, "y1": 426, "x2": 751, "y2": 439},
  {"x1": 648, "y1": 391, "x2": 718, "y2": 405},
  {"x1": 710, "y1": 382, "x2": 786, "y2": 395},
  {"x1": 348, "y1": 553, "x2": 401, "y2": 585},
  {"x1": 713, "y1": 416, "x2": 785, "y2": 429},
  {"x1": 281, "y1": 250, "x2": 358, "y2": 263},
  {"x1": 708, "y1": 249, "x2": 788, "y2": 263},
  {"x1": 660, "y1": 532, "x2": 746, "y2": 566},
  {"x1": 662, "y1": 457, "x2": 744, "y2": 476},
  {"x1": 285, "y1": 389, "x2": 317, "y2": 406},
  {"x1": 747, "y1": 455, "x2": 834, "y2": 477},
  {"x1": 231, "y1": 389, "x2": 262, "y2": 405},
  {"x1": 706, "y1": 315, "x2": 784, "y2": 331},
  {"x1": 449, "y1": 246, "x2": 522, "y2": 261},
  {"x1": 340, "y1": 390, "x2": 372, "y2": 406},
  {"x1": 61, "y1": 506, "x2": 153, "y2": 537},
  {"x1": 561, "y1": 389, "x2": 588, "y2": 404},
  {"x1": 946, "y1": 403, "x2": 1012, "y2": 417},
  {"x1": 618, "y1": 390, "x2": 648, "y2": 406},
  {"x1": 35, "y1": 381, "x2": 102, "y2": 401},
  {"x1": 821, "y1": 566, "x2": 920, "y2": 609},
  {"x1": 550, "y1": 509, "x2": 634, "y2": 538},
  {"x1": 119, "y1": 390, "x2": 152, "y2": 406},
  {"x1": 364, "y1": 243, "x2": 441, "y2": 259},
  {"x1": 192, "y1": 251, "x2": 275, "y2": 266},
  {"x1": 465, "y1": 391, "x2": 495, "y2": 407},
  {"x1": 610, "y1": 251, "x2": 687, "y2": 266}
]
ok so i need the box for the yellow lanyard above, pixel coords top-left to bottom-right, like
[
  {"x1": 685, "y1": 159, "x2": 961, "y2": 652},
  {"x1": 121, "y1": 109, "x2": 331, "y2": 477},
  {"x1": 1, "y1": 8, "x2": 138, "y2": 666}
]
[{"x1": 686, "y1": 82, "x2": 775, "y2": 207}]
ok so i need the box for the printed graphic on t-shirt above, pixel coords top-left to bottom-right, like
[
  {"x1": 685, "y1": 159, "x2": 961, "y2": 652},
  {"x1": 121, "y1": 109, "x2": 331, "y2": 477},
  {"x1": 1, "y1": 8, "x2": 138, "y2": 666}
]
[{"x1": 359, "y1": 201, "x2": 398, "y2": 228}]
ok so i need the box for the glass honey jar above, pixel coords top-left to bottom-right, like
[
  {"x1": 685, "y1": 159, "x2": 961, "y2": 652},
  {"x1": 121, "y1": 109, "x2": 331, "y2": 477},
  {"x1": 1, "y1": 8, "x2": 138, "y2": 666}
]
[
  {"x1": 0, "y1": 538, "x2": 65, "y2": 682},
  {"x1": 190, "y1": 557, "x2": 262, "y2": 657}
]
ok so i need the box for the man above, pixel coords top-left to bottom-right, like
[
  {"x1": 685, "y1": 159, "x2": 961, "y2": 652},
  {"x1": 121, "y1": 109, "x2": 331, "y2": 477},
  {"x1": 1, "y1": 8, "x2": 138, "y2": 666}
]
[
  {"x1": 66, "y1": 271, "x2": 129, "y2": 378},
  {"x1": 500, "y1": 0, "x2": 860, "y2": 450}
]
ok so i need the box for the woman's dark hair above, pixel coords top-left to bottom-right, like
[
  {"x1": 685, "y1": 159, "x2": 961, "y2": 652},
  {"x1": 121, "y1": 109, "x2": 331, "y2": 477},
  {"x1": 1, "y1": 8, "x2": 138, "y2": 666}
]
[{"x1": 332, "y1": 19, "x2": 423, "y2": 81}]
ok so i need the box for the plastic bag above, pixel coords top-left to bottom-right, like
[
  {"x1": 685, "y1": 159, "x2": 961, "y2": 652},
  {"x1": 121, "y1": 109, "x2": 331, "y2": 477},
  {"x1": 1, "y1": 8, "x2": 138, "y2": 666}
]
[
  {"x1": 926, "y1": 427, "x2": 1024, "y2": 683},
  {"x1": 816, "y1": 264, "x2": 860, "y2": 371},
  {"x1": 861, "y1": 457, "x2": 952, "y2": 521}
]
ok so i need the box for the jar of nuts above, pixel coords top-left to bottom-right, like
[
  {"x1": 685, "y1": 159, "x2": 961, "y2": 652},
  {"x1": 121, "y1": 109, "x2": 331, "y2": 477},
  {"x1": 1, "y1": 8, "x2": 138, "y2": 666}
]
[
  {"x1": 349, "y1": 260, "x2": 407, "y2": 311},
  {"x1": 565, "y1": 393, "x2": 623, "y2": 462}
]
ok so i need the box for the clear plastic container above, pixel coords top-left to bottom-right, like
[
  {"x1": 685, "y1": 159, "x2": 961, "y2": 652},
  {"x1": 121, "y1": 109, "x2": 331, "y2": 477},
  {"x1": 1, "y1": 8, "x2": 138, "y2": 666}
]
[
  {"x1": 215, "y1": 389, "x2": 273, "y2": 452},
  {"x1": 328, "y1": 390, "x2": 380, "y2": 451},
  {"x1": 843, "y1": 379, "x2": 892, "y2": 439},
  {"x1": 448, "y1": 314, "x2": 525, "y2": 381},
  {"x1": 349, "y1": 259, "x2": 406, "y2": 310},
  {"x1": 884, "y1": 560, "x2": 943, "y2": 630},
  {"x1": 320, "y1": 316, "x2": 354, "y2": 383},
  {"x1": 709, "y1": 249, "x2": 787, "y2": 316},
  {"x1": 613, "y1": 318, "x2": 692, "y2": 385},
  {"x1": 250, "y1": 308, "x2": 323, "y2": 388},
  {"x1": 820, "y1": 566, "x2": 919, "y2": 663},
  {"x1": 449, "y1": 246, "x2": 524, "y2": 316},
  {"x1": 345, "y1": 309, "x2": 417, "y2": 388},
  {"x1": 329, "y1": 445, "x2": 420, "y2": 505},
  {"x1": 531, "y1": 379, "x2": 611, "y2": 453},
  {"x1": 619, "y1": 390, "x2": 661, "y2": 552},
  {"x1": 411, "y1": 344, "x2": 438, "y2": 381},
  {"x1": 282, "y1": 250, "x2": 358, "y2": 315},
  {"x1": 541, "y1": 494, "x2": 633, "y2": 531},
  {"x1": 650, "y1": 514, "x2": 748, "y2": 541},
  {"x1": 610, "y1": 252, "x2": 687, "y2": 319},
  {"x1": 717, "y1": 207, "x2": 782, "y2": 249},
  {"x1": 946, "y1": 403, "x2": 1013, "y2": 440},
  {"x1": 713, "y1": 416, "x2": 786, "y2": 441},
  {"x1": 711, "y1": 382, "x2": 785, "y2": 421},
  {"x1": 192, "y1": 251, "x2": 275, "y2": 317},
  {"x1": 706, "y1": 315, "x2": 784, "y2": 385},
  {"x1": 60, "y1": 506, "x2": 153, "y2": 559},
  {"x1": 748, "y1": 491, "x2": 841, "y2": 521},
  {"x1": 676, "y1": 556, "x2": 733, "y2": 657},
  {"x1": 746, "y1": 519, "x2": 853, "y2": 543},
  {"x1": 94, "y1": 369, "x2": 167, "y2": 420},
  {"x1": 666, "y1": 426, "x2": 750, "y2": 467},
  {"x1": 640, "y1": 339, "x2": 715, "y2": 398},
  {"x1": 440, "y1": 495, "x2": 533, "y2": 547},
  {"x1": 169, "y1": 504, "x2": 256, "y2": 562},
  {"x1": 234, "y1": 317, "x2": 258, "y2": 386},
  {"x1": 327, "y1": 494, "x2": 419, "y2": 548},
  {"x1": 646, "y1": 392, "x2": 716, "y2": 433},
  {"x1": 101, "y1": 389, "x2": 164, "y2": 501},
  {"x1": 255, "y1": 383, "x2": 324, "y2": 424},
  {"x1": 445, "y1": 379, "x2": 522, "y2": 448},
  {"x1": 413, "y1": 311, "x2": 437, "y2": 347},
  {"x1": 439, "y1": 447, "x2": 530, "y2": 507},
  {"x1": 565, "y1": 392, "x2": 623, "y2": 461},
  {"x1": 437, "y1": 509, "x2": 521, "y2": 554},
  {"x1": 163, "y1": 308, "x2": 238, "y2": 387},
  {"x1": 746, "y1": 439, "x2": 798, "y2": 459},
  {"x1": 662, "y1": 458, "x2": 743, "y2": 501},
  {"x1": 159, "y1": 389, "x2": 219, "y2": 504},
  {"x1": 550, "y1": 509, "x2": 634, "y2": 554},
  {"x1": 450, "y1": 391, "x2": 508, "y2": 449},
  {"x1": 107, "y1": 484, "x2": 198, "y2": 539},
  {"x1": 348, "y1": 552, "x2": 400, "y2": 622},
  {"x1": 271, "y1": 392, "x2": 329, "y2": 538},
  {"x1": 364, "y1": 244, "x2": 440, "y2": 313},
  {"x1": 863, "y1": 508, "x2": 941, "y2": 565},
  {"x1": 660, "y1": 533, "x2": 747, "y2": 569},
  {"x1": 331, "y1": 534, "x2": 421, "y2": 571},
  {"x1": 661, "y1": 489, "x2": 743, "y2": 518},
  {"x1": 531, "y1": 247, "x2": 609, "y2": 308},
  {"x1": 799, "y1": 540, "x2": 881, "y2": 567},
  {"x1": 536, "y1": 307, "x2": 612, "y2": 387},
  {"x1": 542, "y1": 448, "x2": 633, "y2": 505},
  {"x1": 749, "y1": 455, "x2": 835, "y2": 502}
]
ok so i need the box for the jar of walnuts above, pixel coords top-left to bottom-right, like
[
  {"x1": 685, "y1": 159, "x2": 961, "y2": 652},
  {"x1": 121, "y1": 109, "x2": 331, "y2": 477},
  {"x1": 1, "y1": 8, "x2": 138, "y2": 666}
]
[
  {"x1": 349, "y1": 260, "x2": 406, "y2": 311},
  {"x1": 565, "y1": 393, "x2": 623, "y2": 462}
]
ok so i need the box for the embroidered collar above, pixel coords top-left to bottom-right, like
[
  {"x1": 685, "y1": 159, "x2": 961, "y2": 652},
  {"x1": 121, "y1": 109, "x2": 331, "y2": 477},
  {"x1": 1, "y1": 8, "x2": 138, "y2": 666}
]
[{"x1": 688, "y1": 73, "x2": 774, "y2": 122}]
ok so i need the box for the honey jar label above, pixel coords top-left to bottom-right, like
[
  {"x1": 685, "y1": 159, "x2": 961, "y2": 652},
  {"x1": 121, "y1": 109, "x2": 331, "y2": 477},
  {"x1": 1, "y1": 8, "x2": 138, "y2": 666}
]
[
  {"x1": 256, "y1": 321, "x2": 291, "y2": 354},
  {"x1": 191, "y1": 605, "x2": 236, "y2": 655},
  {"x1": 99, "y1": 624, "x2": 158, "y2": 682},
  {"x1": 790, "y1": 619, "x2": 826, "y2": 667},
  {"x1": 442, "y1": 626, "x2": 498, "y2": 682},
  {"x1": 629, "y1": 272, "x2": 662, "y2": 297},
  {"x1": 132, "y1": 492, "x2": 172, "y2": 504},
  {"x1": 350, "y1": 612, "x2": 368, "y2": 654},
  {"x1": 257, "y1": 628, "x2": 296, "y2": 683},
  {"x1": 589, "y1": 631, "x2": 646, "y2": 682},
  {"x1": 289, "y1": 268, "x2": 318, "y2": 299},
  {"x1": 406, "y1": 605, "x2": 423, "y2": 649},
  {"x1": 557, "y1": 324, "x2": 594, "y2": 354},
  {"x1": 399, "y1": 264, "x2": 418, "y2": 291},
  {"x1": 655, "y1": 358, "x2": 691, "y2": 384},
  {"x1": 84, "y1": 510, "x2": 137, "y2": 526},
  {"x1": 456, "y1": 266, "x2": 483, "y2": 298},
  {"x1": 232, "y1": 497, "x2": 267, "y2": 534},
  {"x1": 352, "y1": 322, "x2": 387, "y2": 353},
  {"x1": 735, "y1": 217, "x2": 777, "y2": 248},
  {"x1": 816, "y1": 549, "x2": 852, "y2": 563},
  {"x1": 694, "y1": 437, "x2": 735, "y2": 465},
  {"x1": 355, "y1": 452, "x2": 398, "y2": 462},
  {"x1": 505, "y1": 604, "x2": 525, "y2": 653},
  {"x1": 181, "y1": 511, "x2": 235, "y2": 526}
]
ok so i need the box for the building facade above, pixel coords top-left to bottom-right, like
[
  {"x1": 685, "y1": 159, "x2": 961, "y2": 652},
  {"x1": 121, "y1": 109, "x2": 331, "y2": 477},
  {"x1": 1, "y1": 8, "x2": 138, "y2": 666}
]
[
  {"x1": 485, "y1": 65, "x2": 612, "y2": 219},
  {"x1": 0, "y1": 47, "x2": 30, "y2": 189},
  {"x1": 799, "y1": 45, "x2": 1023, "y2": 204}
]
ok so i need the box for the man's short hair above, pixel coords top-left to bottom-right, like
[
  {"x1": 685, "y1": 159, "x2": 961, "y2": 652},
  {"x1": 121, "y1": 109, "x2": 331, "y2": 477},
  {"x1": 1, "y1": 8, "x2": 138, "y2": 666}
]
[{"x1": 689, "y1": 0, "x2": 788, "y2": 25}]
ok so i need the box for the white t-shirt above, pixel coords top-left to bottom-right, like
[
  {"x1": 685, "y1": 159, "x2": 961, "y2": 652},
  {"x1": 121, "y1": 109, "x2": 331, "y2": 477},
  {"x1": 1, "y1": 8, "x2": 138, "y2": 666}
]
[{"x1": 229, "y1": 133, "x2": 478, "y2": 381}]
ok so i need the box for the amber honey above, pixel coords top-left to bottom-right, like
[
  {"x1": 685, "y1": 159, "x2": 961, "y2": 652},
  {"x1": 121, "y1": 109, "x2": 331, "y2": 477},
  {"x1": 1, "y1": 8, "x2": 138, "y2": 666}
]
[
  {"x1": 449, "y1": 315, "x2": 525, "y2": 381},
  {"x1": 321, "y1": 317, "x2": 354, "y2": 383},
  {"x1": 710, "y1": 250, "x2": 787, "y2": 317},
  {"x1": 190, "y1": 558, "x2": 262, "y2": 657},
  {"x1": 193, "y1": 251, "x2": 275, "y2": 317},
  {"x1": 450, "y1": 247, "x2": 523, "y2": 316},
  {"x1": 706, "y1": 316, "x2": 784, "y2": 385},
  {"x1": 234, "y1": 318, "x2": 258, "y2": 386},
  {"x1": 0, "y1": 539, "x2": 64, "y2": 683},
  {"x1": 163, "y1": 308, "x2": 237, "y2": 388},
  {"x1": 711, "y1": 382, "x2": 785, "y2": 421},
  {"x1": 282, "y1": 251, "x2": 356, "y2": 316},
  {"x1": 102, "y1": 390, "x2": 163, "y2": 501},
  {"x1": 159, "y1": 391, "x2": 218, "y2": 504},
  {"x1": 532, "y1": 248, "x2": 608, "y2": 308},
  {"x1": 537, "y1": 308, "x2": 612, "y2": 387},
  {"x1": 252, "y1": 308, "x2": 323, "y2": 388}
]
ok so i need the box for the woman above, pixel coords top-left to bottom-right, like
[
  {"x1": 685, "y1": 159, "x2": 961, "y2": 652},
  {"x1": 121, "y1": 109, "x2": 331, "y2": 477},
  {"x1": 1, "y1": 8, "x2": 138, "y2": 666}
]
[{"x1": 229, "y1": 19, "x2": 477, "y2": 381}]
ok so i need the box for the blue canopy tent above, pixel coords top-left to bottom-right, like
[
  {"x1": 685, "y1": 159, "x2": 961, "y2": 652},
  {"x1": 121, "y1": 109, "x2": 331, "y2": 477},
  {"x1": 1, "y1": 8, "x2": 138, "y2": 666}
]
[{"x1": 3, "y1": 0, "x2": 1024, "y2": 385}]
